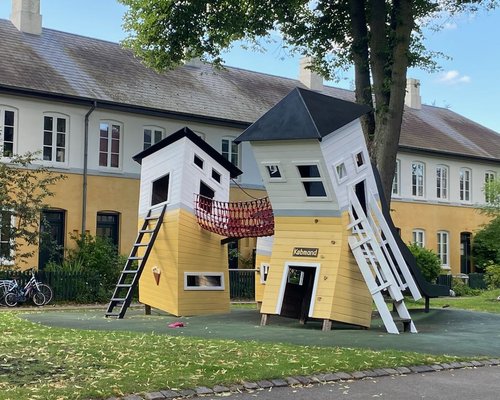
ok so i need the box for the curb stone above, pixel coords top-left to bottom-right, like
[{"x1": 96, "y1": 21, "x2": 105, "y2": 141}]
[{"x1": 107, "y1": 361, "x2": 498, "y2": 400}]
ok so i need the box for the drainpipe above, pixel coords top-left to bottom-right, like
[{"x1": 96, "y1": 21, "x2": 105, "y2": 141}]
[{"x1": 82, "y1": 101, "x2": 97, "y2": 234}]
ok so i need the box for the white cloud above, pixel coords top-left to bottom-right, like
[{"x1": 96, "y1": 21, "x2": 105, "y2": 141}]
[
  {"x1": 443, "y1": 22, "x2": 458, "y2": 30},
  {"x1": 437, "y1": 70, "x2": 471, "y2": 85}
]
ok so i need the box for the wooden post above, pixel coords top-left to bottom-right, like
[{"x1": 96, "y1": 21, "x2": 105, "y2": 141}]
[
  {"x1": 425, "y1": 296, "x2": 430, "y2": 313},
  {"x1": 322, "y1": 319, "x2": 332, "y2": 331},
  {"x1": 260, "y1": 313, "x2": 269, "y2": 326},
  {"x1": 144, "y1": 304, "x2": 151, "y2": 315}
]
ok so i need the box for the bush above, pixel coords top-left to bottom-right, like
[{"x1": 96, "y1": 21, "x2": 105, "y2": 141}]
[
  {"x1": 484, "y1": 262, "x2": 500, "y2": 290},
  {"x1": 451, "y1": 277, "x2": 482, "y2": 297},
  {"x1": 46, "y1": 234, "x2": 126, "y2": 303},
  {"x1": 472, "y1": 217, "x2": 500, "y2": 271},
  {"x1": 408, "y1": 243, "x2": 442, "y2": 283}
]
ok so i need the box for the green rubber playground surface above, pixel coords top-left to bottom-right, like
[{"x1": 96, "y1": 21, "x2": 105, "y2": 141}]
[{"x1": 21, "y1": 306, "x2": 500, "y2": 357}]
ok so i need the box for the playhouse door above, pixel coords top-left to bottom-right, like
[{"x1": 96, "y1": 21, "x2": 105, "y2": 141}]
[{"x1": 280, "y1": 266, "x2": 316, "y2": 322}]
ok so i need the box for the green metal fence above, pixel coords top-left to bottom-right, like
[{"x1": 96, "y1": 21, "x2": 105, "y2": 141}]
[
  {"x1": 436, "y1": 273, "x2": 486, "y2": 290},
  {"x1": 229, "y1": 269, "x2": 255, "y2": 300}
]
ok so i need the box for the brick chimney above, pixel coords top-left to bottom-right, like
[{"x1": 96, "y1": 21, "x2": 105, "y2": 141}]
[
  {"x1": 299, "y1": 57, "x2": 323, "y2": 91},
  {"x1": 405, "y1": 78, "x2": 422, "y2": 109},
  {"x1": 11, "y1": 0, "x2": 42, "y2": 35}
]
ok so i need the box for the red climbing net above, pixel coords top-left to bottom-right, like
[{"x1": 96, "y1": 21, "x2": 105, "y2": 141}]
[{"x1": 195, "y1": 194, "x2": 274, "y2": 238}]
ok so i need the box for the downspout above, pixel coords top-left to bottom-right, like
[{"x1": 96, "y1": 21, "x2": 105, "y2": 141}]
[{"x1": 82, "y1": 101, "x2": 97, "y2": 234}]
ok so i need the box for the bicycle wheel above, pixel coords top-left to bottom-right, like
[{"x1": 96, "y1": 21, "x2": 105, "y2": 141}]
[
  {"x1": 4, "y1": 292, "x2": 18, "y2": 307},
  {"x1": 37, "y1": 284, "x2": 53, "y2": 305},
  {"x1": 32, "y1": 291, "x2": 45, "y2": 306}
]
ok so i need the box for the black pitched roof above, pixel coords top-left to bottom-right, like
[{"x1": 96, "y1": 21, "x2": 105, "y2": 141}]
[
  {"x1": 235, "y1": 88, "x2": 371, "y2": 143},
  {"x1": 133, "y1": 127, "x2": 242, "y2": 179}
]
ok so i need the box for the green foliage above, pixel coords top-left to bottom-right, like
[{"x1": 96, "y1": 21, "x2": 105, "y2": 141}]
[
  {"x1": 47, "y1": 234, "x2": 126, "y2": 303},
  {"x1": 484, "y1": 262, "x2": 500, "y2": 289},
  {"x1": 408, "y1": 243, "x2": 442, "y2": 283},
  {"x1": 472, "y1": 217, "x2": 500, "y2": 270},
  {"x1": 0, "y1": 152, "x2": 65, "y2": 269},
  {"x1": 480, "y1": 177, "x2": 500, "y2": 217},
  {"x1": 451, "y1": 277, "x2": 482, "y2": 297}
]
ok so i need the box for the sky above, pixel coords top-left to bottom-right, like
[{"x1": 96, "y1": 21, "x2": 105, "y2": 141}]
[{"x1": 1, "y1": 0, "x2": 499, "y2": 133}]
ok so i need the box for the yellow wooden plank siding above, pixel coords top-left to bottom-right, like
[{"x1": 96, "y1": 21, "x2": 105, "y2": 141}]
[
  {"x1": 139, "y1": 208, "x2": 230, "y2": 316},
  {"x1": 260, "y1": 214, "x2": 373, "y2": 328}
]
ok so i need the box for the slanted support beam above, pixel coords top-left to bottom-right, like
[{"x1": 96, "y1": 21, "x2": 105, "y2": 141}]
[{"x1": 260, "y1": 313, "x2": 269, "y2": 326}]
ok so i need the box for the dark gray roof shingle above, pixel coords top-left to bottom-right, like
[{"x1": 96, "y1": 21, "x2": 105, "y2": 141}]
[{"x1": 0, "y1": 18, "x2": 498, "y2": 162}]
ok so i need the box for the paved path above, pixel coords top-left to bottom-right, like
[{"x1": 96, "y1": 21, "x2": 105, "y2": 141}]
[{"x1": 209, "y1": 366, "x2": 499, "y2": 400}]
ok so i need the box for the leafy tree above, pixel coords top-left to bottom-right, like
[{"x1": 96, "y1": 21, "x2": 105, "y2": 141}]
[
  {"x1": 472, "y1": 216, "x2": 500, "y2": 270},
  {"x1": 407, "y1": 242, "x2": 442, "y2": 282},
  {"x1": 119, "y1": 0, "x2": 497, "y2": 201},
  {"x1": 480, "y1": 176, "x2": 500, "y2": 217},
  {"x1": 0, "y1": 152, "x2": 65, "y2": 269}
]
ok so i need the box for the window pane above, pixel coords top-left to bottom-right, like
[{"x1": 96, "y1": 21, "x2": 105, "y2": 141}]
[
  {"x1": 154, "y1": 130, "x2": 163, "y2": 143},
  {"x1": 99, "y1": 152, "x2": 107, "y2": 166},
  {"x1": 266, "y1": 165, "x2": 281, "y2": 178},
  {"x1": 4, "y1": 110, "x2": 14, "y2": 126},
  {"x1": 303, "y1": 181, "x2": 327, "y2": 197},
  {"x1": 112, "y1": 125, "x2": 120, "y2": 139},
  {"x1": 100, "y1": 123, "x2": 109, "y2": 137},
  {"x1": 144, "y1": 129, "x2": 151, "y2": 142},
  {"x1": 3, "y1": 143, "x2": 13, "y2": 157},
  {"x1": 110, "y1": 154, "x2": 119, "y2": 168},
  {"x1": 212, "y1": 169, "x2": 221, "y2": 183},
  {"x1": 57, "y1": 118, "x2": 66, "y2": 133},
  {"x1": 4, "y1": 127, "x2": 13, "y2": 142},
  {"x1": 56, "y1": 133, "x2": 65, "y2": 147},
  {"x1": 56, "y1": 148, "x2": 65, "y2": 162},
  {"x1": 44, "y1": 116, "x2": 53, "y2": 131},
  {"x1": 99, "y1": 138, "x2": 108, "y2": 152},
  {"x1": 222, "y1": 140, "x2": 229, "y2": 154},
  {"x1": 44, "y1": 131, "x2": 52, "y2": 145},
  {"x1": 111, "y1": 139, "x2": 119, "y2": 153},
  {"x1": 43, "y1": 146, "x2": 52, "y2": 161},
  {"x1": 298, "y1": 165, "x2": 321, "y2": 178}
]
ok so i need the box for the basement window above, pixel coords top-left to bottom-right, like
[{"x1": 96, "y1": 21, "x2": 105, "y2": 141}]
[
  {"x1": 184, "y1": 272, "x2": 224, "y2": 290},
  {"x1": 151, "y1": 174, "x2": 170, "y2": 206}
]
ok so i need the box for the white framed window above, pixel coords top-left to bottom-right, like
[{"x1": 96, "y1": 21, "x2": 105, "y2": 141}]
[
  {"x1": 437, "y1": 231, "x2": 449, "y2": 268},
  {"x1": 485, "y1": 170, "x2": 497, "y2": 203},
  {"x1": 436, "y1": 164, "x2": 448, "y2": 200},
  {"x1": 260, "y1": 263, "x2": 270, "y2": 284},
  {"x1": 184, "y1": 272, "x2": 225, "y2": 290},
  {"x1": 296, "y1": 163, "x2": 328, "y2": 199},
  {"x1": 221, "y1": 137, "x2": 239, "y2": 167},
  {"x1": 0, "y1": 107, "x2": 16, "y2": 158},
  {"x1": 412, "y1": 229, "x2": 425, "y2": 248},
  {"x1": 143, "y1": 126, "x2": 165, "y2": 150},
  {"x1": 411, "y1": 162, "x2": 425, "y2": 198},
  {"x1": 392, "y1": 159, "x2": 401, "y2": 196},
  {"x1": 193, "y1": 154, "x2": 204, "y2": 169},
  {"x1": 0, "y1": 210, "x2": 14, "y2": 265},
  {"x1": 99, "y1": 121, "x2": 122, "y2": 168},
  {"x1": 262, "y1": 162, "x2": 286, "y2": 182},
  {"x1": 151, "y1": 173, "x2": 170, "y2": 206},
  {"x1": 334, "y1": 161, "x2": 348, "y2": 184},
  {"x1": 352, "y1": 149, "x2": 367, "y2": 172},
  {"x1": 459, "y1": 168, "x2": 471, "y2": 202},
  {"x1": 43, "y1": 113, "x2": 68, "y2": 164}
]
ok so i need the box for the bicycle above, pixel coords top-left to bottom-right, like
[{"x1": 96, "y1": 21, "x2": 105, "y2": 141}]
[{"x1": 1, "y1": 270, "x2": 53, "y2": 307}]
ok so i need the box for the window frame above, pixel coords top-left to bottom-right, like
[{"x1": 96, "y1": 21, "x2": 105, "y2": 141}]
[
  {"x1": 42, "y1": 112, "x2": 69, "y2": 165},
  {"x1": 295, "y1": 162, "x2": 329, "y2": 200},
  {"x1": 143, "y1": 125, "x2": 165, "y2": 150},
  {"x1": 96, "y1": 211, "x2": 120, "y2": 248},
  {"x1": 484, "y1": 171, "x2": 496, "y2": 203},
  {"x1": 437, "y1": 231, "x2": 450, "y2": 269},
  {"x1": 99, "y1": 120, "x2": 123, "y2": 170},
  {"x1": 412, "y1": 229, "x2": 425, "y2": 248},
  {"x1": 184, "y1": 272, "x2": 225, "y2": 291},
  {"x1": 262, "y1": 161, "x2": 286, "y2": 182},
  {"x1": 0, "y1": 106, "x2": 17, "y2": 159},
  {"x1": 333, "y1": 160, "x2": 348, "y2": 184},
  {"x1": 459, "y1": 167, "x2": 472, "y2": 203},
  {"x1": 221, "y1": 136, "x2": 240, "y2": 168},
  {"x1": 352, "y1": 149, "x2": 368, "y2": 173},
  {"x1": 392, "y1": 159, "x2": 401, "y2": 197},
  {"x1": 151, "y1": 173, "x2": 170, "y2": 207},
  {"x1": 411, "y1": 161, "x2": 425, "y2": 198},
  {"x1": 435, "y1": 164, "x2": 449, "y2": 200}
]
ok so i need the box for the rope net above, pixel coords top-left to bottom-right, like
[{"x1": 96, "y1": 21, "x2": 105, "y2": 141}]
[{"x1": 195, "y1": 194, "x2": 274, "y2": 238}]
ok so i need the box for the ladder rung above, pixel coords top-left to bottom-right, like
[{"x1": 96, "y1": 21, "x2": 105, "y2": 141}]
[
  {"x1": 121, "y1": 270, "x2": 139, "y2": 274},
  {"x1": 140, "y1": 229, "x2": 155, "y2": 233},
  {"x1": 134, "y1": 243, "x2": 148, "y2": 247},
  {"x1": 111, "y1": 298, "x2": 127, "y2": 302},
  {"x1": 105, "y1": 313, "x2": 120, "y2": 317},
  {"x1": 145, "y1": 216, "x2": 159, "y2": 221},
  {"x1": 370, "y1": 281, "x2": 391, "y2": 294},
  {"x1": 129, "y1": 257, "x2": 144, "y2": 260},
  {"x1": 116, "y1": 284, "x2": 132, "y2": 288},
  {"x1": 351, "y1": 236, "x2": 371, "y2": 249}
]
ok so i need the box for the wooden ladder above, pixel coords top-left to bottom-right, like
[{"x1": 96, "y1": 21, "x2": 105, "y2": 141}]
[
  {"x1": 105, "y1": 204, "x2": 167, "y2": 319},
  {"x1": 347, "y1": 187, "x2": 417, "y2": 334}
]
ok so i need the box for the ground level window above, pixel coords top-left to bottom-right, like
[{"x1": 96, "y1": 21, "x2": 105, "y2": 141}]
[
  {"x1": 437, "y1": 231, "x2": 449, "y2": 267},
  {"x1": 96, "y1": 212, "x2": 119, "y2": 248},
  {"x1": 0, "y1": 210, "x2": 12, "y2": 261},
  {"x1": 184, "y1": 272, "x2": 224, "y2": 290}
]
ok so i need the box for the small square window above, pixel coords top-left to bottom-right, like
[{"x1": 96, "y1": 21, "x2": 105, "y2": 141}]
[
  {"x1": 355, "y1": 152, "x2": 365, "y2": 168},
  {"x1": 302, "y1": 181, "x2": 327, "y2": 197},
  {"x1": 335, "y1": 162, "x2": 347, "y2": 182},
  {"x1": 194, "y1": 154, "x2": 204, "y2": 169},
  {"x1": 266, "y1": 165, "x2": 281, "y2": 178},
  {"x1": 212, "y1": 169, "x2": 221, "y2": 183},
  {"x1": 151, "y1": 174, "x2": 169, "y2": 206}
]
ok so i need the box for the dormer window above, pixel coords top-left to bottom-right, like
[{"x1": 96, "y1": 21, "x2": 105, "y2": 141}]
[{"x1": 297, "y1": 164, "x2": 327, "y2": 198}]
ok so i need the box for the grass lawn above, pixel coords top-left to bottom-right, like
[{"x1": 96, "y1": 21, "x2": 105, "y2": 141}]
[
  {"x1": 407, "y1": 289, "x2": 500, "y2": 314},
  {"x1": 0, "y1": 311, "x2": 464, "y2": 400}
]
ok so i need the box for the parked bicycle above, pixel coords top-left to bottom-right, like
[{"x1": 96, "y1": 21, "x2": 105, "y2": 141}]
[{"x1": 0, "y1": 270, "x2": 53, "y2": 307}]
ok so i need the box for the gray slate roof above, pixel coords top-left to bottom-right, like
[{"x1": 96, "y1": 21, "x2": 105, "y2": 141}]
[{"x1": 1, "y1": 18, "x2": 499, "y2": 162}]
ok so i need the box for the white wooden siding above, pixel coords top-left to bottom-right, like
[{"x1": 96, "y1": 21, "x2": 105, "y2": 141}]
[{"x1": 251, "y1": 140, "x2": 339, "y2": 212}]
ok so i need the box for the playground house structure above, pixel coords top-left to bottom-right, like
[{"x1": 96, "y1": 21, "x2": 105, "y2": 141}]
[{"x1": 107, "y1": 88, "x2": 447, "y2": 333}]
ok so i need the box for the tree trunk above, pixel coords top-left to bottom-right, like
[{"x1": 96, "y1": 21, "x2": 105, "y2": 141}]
[{"x1": 372, "y1": 0, "x2": 414, "y2": 204}]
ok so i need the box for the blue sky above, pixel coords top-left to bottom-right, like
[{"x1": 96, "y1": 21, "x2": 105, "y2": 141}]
[{"x1": 1, "y1": 1, "x2": 499, "y2": 133}]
